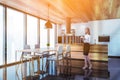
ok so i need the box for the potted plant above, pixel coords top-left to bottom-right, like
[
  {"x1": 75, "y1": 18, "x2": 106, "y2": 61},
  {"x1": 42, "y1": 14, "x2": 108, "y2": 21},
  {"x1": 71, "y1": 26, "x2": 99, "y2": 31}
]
[{"x1": 47, "y1": 43, "x2": 50, "y2": 48}]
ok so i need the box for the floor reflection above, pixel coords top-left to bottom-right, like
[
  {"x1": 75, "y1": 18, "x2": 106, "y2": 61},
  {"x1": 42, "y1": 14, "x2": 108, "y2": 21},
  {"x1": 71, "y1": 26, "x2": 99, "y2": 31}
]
[
  {"x1": 83, "y1": 69, "x2": 92, "y2": 80},
  {"x1": 0, "y1": 58, "x2": 114, "y2": 80}
]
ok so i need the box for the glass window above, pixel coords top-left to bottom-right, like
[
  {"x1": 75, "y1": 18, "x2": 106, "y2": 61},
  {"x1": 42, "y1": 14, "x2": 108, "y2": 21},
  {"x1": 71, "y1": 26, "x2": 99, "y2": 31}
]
[
  {"x1": 7, "y1": 8, "x2": 24, "y2": 63},
  {"x1": 0, "y1": 69, "x2": 3, "y2": 80},
  {"x1": 0, "y1": 5, "x2": 4, "y2": 65},
  {"x1": 50, "y1": 23, "x2": 55, "y2": 48},
  {"x1": 40, "y1": 19, "x2": 48, "y2": 48},
  {"x1": 27, "y1": 15, "x2": 37, "y2": 48},
  {"x1": 40, "y1": 20, "x2": 55, "y2": 48}
]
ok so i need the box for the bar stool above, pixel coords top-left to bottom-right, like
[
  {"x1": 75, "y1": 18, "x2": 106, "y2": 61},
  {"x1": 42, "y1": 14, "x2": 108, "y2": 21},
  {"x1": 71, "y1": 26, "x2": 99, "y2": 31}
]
[
  {"x1": 47, "y1": 45, "x2": 64, "y2": 75},
  {"x1": 63, "y1": 45, "x2": 71, "y2": 76},
  {"x1": 21, "y1": 45, "x2": 34, "y2": 79}
]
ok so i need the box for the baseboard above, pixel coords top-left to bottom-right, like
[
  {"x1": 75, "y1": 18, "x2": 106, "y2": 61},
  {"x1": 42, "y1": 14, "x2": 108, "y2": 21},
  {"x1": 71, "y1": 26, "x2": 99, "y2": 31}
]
[{"x1": 108, "y1": 56, "x2": 120, "y2": 58}]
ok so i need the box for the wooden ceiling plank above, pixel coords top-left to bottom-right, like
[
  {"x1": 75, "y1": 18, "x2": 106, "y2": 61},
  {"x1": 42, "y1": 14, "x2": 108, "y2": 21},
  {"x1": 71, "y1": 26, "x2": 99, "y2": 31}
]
[{"x1": 0, "y1": 0, "x2": 120, "y2": 24}]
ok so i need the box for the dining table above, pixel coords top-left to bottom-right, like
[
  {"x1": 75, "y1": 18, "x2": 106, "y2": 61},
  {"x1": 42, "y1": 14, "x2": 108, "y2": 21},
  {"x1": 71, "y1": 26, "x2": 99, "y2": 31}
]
[{"x1": 15, "y1": 47, "x2": 57, "y2": 77}]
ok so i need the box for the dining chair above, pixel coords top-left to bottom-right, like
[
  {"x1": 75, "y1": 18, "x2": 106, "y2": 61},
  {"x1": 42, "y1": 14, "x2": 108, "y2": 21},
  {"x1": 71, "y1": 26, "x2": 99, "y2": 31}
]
[
  {"x1": 64, "y1": 45, "x2": 71, "y2": 58},
  {"x1": 34, "y1": 44, "x2": 42, "y2": 75},
  {"x1": 21, "y1": 45, "x2": 34, "y2": 79},
  {"x1": 35, "y1": 44, "x2": 40, "y2": 49},
  {"x1": 63, "y1": 45, "x2": 71, "y2": 76},
  {"x1": 34, "y1": 44, "x2": 49, "y2": 74},
  {"x1": 47, "y1": 45, "x2": 64, "y2": 75}
]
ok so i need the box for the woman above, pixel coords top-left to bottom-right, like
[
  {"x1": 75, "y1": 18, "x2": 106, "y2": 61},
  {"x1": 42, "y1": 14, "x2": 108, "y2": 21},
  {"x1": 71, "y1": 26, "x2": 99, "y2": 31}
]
[{"x1": 83, "y1": 27, "x2": 92, "y2": 69}]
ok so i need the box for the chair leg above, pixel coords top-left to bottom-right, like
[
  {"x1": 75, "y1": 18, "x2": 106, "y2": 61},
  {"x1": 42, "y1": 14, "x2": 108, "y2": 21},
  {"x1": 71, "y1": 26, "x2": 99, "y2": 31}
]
[
  {"x1": 21, "y1": 59, "x2": 23, "y2": 79},
  {"x1": 21, "y1": 58, "x2": 27, "y2": 80},
  {"x1": 46, "y1": 60, "x2": 49, "y2": 74},
  {"x1": 31, "y1": 58, "x2": 34, "y2": 76},
  {"x1": 29, "y1": 60, "x2": 31, "y2": 76},
  {"x1": 37, "y1": 57, "x2": 40, "y2": 73},
  {"x1": 55, "y1": 60, "x2": 58, "y2": 75}
]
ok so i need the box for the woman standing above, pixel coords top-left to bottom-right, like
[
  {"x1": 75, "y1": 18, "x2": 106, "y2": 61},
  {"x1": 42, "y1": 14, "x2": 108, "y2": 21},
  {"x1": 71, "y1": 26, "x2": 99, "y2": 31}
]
[{"x1": 83, "y1": 27, "x2": 92, "y2": 69}]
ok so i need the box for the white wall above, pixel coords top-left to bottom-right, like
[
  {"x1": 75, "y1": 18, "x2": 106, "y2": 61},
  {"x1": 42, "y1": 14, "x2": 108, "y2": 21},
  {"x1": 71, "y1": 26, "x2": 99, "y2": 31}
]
[
  {"x1": 58, "y1": 19, "x2": 120, "y2": 56},
  {"x1": 88, "y1": 19, "x2": 120, "y2": 56},
  {"x1": 59, "y1": 23, "x2": 88, "y2": 36}
]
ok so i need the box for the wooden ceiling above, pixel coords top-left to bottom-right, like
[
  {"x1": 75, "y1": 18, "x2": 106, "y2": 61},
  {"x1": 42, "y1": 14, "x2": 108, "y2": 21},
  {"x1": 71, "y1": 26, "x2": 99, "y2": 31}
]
[{"x1": 0, "y1": 0, "x2": 120, "y2": 24}]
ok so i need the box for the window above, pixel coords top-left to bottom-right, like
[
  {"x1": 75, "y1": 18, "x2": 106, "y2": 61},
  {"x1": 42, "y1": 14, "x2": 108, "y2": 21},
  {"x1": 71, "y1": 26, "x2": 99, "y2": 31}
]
[
  {"x1": 50, "y1": 23, "x2": 55, "y2": 48},
  {"x1": 0, "y1": 69, "x2": 3, "y2": 80},
  {"x1": 27, "y1": 15, "x2": 37, "y2": 48},
  {"x1": 0, "y1": 5, "x2": 4, "y2": 65},
  {"x1": 7, "y1": 8, "x2": 24, "y2": 63},
  {"x1": 40, "y1": 19, "x2": 47, "y2": 48},
  {"x1": 40, "y1": 20, "x2": 55, "y2": 48}
]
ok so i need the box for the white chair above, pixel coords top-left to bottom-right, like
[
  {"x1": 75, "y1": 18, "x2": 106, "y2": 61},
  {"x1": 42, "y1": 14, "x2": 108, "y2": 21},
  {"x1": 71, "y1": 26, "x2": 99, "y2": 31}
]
[
  {"x1": 34, "y1": 44, "x2": 49, "y2": 74},
  {"x1": 34, "y1": 44, "x2": 42, "y2": 74},
  {"x1": 48, "y1": 45, "x2": 63, "y2": 60},
  {"x1": 63, "y1": 45, "x2": 71, "y2": 76},
  {"x1": 21, "y1": 45, "x2": 34, "y2": 79},
  {"x1": 35, "y1": 44, "x2": 40, "y2": 49},
  {"x1": 64, "y1": 45, "x2": 71, "y2": 58},
  {"x1": 47, "y1": 45, "x2": 64, "y2": 75}
]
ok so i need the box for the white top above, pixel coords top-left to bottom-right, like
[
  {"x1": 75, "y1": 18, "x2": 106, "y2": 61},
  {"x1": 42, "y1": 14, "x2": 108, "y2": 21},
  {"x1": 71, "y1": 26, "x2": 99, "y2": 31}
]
[{"x1": 84, "y1": 34, "x2": 90, "y2": 43}]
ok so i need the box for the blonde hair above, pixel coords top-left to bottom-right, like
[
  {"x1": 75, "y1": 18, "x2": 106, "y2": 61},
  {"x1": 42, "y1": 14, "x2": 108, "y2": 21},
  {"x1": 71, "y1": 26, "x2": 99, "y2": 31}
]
[{"x1": 85, "y1": 27, "x2": 90, "y2": 35}]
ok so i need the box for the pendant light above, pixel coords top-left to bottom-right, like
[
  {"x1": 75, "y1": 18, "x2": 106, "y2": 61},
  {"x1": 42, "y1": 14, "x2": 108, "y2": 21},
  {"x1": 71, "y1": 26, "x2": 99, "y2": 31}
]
[{"x1": 45, "y1": 4, "x2": 52, "y2": 29}]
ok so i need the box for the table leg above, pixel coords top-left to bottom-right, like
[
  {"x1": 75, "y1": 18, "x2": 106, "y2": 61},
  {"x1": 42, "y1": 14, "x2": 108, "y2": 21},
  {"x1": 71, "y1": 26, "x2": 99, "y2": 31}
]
[{"x1": 42, "y1": 55, "x2": 44, "y2": 74}]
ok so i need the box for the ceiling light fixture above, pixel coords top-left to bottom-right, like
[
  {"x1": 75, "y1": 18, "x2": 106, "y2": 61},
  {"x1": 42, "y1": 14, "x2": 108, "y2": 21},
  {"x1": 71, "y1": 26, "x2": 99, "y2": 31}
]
[{"x1": 45, "y1": 4, "x2": 52, "y2": 29}]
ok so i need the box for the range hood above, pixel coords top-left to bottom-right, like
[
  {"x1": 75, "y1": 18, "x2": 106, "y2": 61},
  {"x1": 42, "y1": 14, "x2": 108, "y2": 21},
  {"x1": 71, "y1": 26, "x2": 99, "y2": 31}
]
[{"x1": 66, "y1": 17, "x2": 73, "y2": 36}]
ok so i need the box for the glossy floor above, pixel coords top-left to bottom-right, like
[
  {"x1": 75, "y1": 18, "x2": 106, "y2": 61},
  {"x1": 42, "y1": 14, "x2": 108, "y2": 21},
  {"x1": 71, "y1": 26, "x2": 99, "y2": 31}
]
[
  {"x1": 0, "y1": 58, "x2": 115, "y2": 80},
  {"x1": 0, "y1": 58, "x2": 119, "y2": 80}
]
